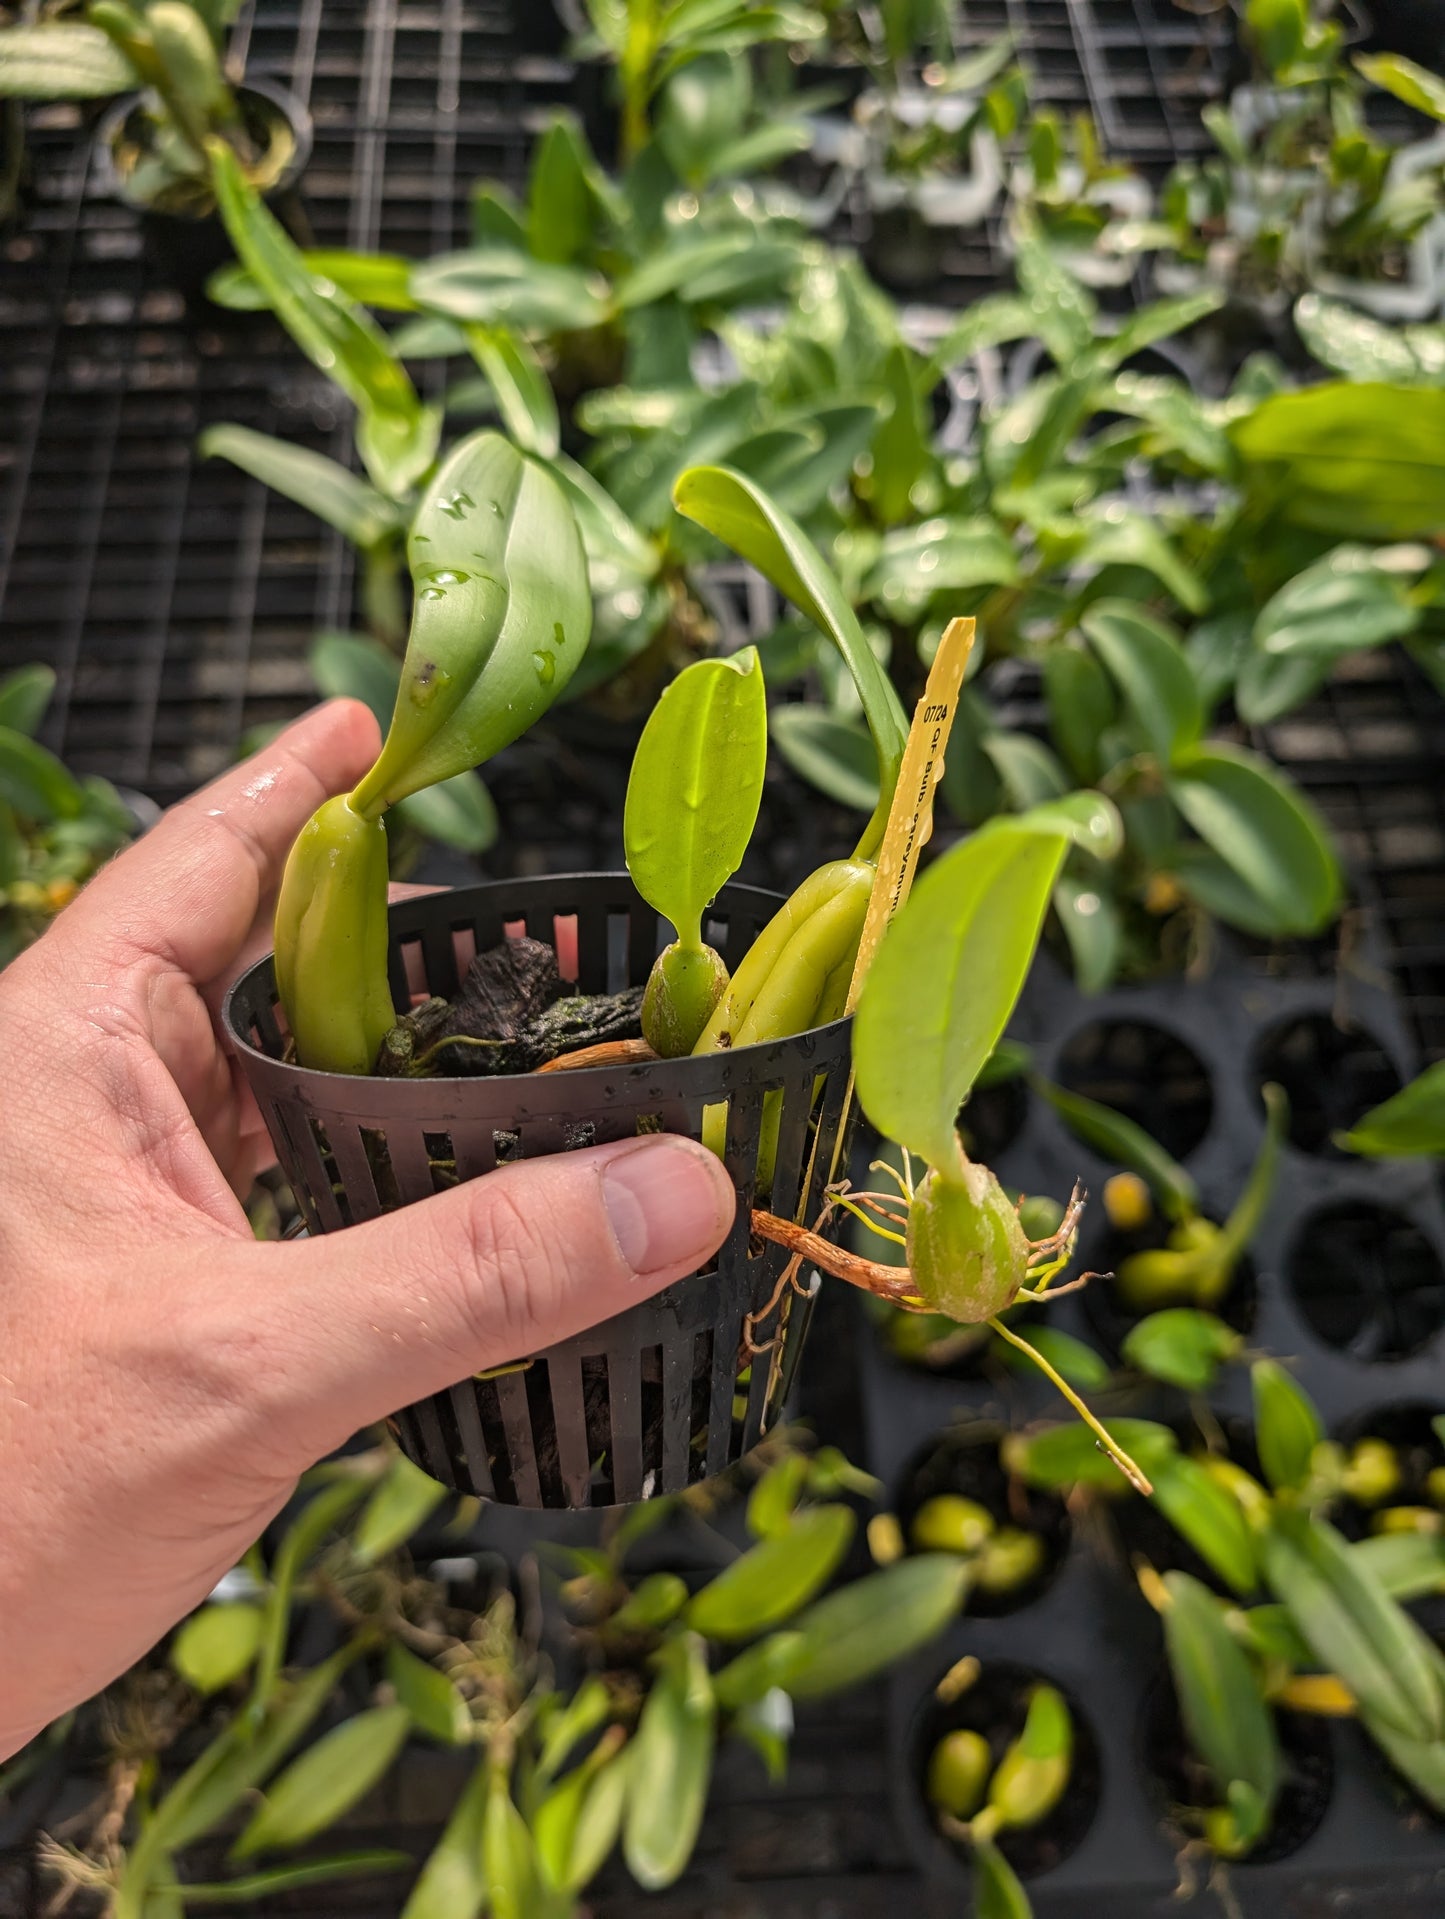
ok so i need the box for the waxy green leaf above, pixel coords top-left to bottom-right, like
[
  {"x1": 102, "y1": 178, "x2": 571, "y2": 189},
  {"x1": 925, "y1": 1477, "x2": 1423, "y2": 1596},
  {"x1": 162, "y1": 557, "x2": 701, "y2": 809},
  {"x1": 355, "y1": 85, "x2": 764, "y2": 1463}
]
[
  {"x1": 0, "y1": 726, "x2": 84, "y2": 821},
  {"x1": 232, "y1": 1704, "x2": 411, "y2": 1857},
  {"x1": 779, "y1": 1556, "x2": 970, "y2": 1701},
  {"x1": 350, "y1": 431, "x2": 591, "y2": 814},
  {"x1": 1255, "y1": 543, "x2": 1422, "y2": 661},
  {"x1": 200, "y1": 426, "x2": 403, "y2": 550},
  {"x1": 1150, "y1": 1454, "x2": 1258, "y2": 1597},
  {"x1": 386, "y1": 1642, "x2": 470, "y2": 1746},
  {"x1": 1167, "y1": 744, "x2": 1341, "y2": 936},
  {"x1": 1080, "y1": 600, "x2": 1203, "y2": 763},
  {"x1": 1007, "y1": 1419, "x2": 1178, "y2": 1491},
  {"x1": 685, "y1": 1505, "x2": 854, "y2": 1641},
  {"x1": 1261, "y1": 1509, "x2": 1445, "y2": 1744},
  {"x1": 0, "y1": 665, "x2": 55, "y2": 740},
  {"x1": 672, "y1": 464, "x2": 908, "y2": 858},
  {"x1": 624, "y1": 650, "x2": 767, "y2": 947},
  {"x1": 769, "y1": 706, "x2": 879, "y2": 814},
  {"x1": 208, "y1": 251, "x2": 420, "y2": 314},
  {"x1": 462, "y1": 325, "x2": 561, "y2": 460},
  {"x1": 411, "y1": 247, "x2": 612, "y2": 334},
  {"x1": 1355, "y1": 51, "x2": 1445, "y2": 120},
  {"x1": 1162, "y1": 1572, "x2": 1280, "y2": 1842},
  {"x1": 623, "y1": 1636, "x2": 715, "y2": 1891},
  {"x1": 855, "y1": 800, "x2": 1120, "y2": 1174},
  {"x1": 400, "y1": 1760, "x2": 488, "y2": 1919},
  {"x1": 1231, "y1": 383, "x2": 1445, "y2": 539},
  {"x1": 171, "y1": 1604, "x2": 264, "y2": 1696},
  {"x1": 1293, "y1": 294, "x2": 1431, "y2": 385},
  {"x1": 0, "y1": 22, "x2": 134, "y2": 97},
  {"x1": 1122, "y1": 1310, "x2": 1242, "y2": 1393},
  {"x1": 1252, "y1": 1360, "x2": 1324, "y2": 1495},
  {"x1": 1339, "y1": 1060, "x2": 1445, "y2": 1158}
]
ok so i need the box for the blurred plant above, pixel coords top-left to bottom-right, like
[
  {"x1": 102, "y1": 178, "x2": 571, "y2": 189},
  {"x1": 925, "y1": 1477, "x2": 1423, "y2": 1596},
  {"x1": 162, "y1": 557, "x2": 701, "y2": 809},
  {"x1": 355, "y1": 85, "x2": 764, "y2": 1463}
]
[
  {"x1": 924, "y1": 1676, "x2": 1074, "y2": 1919},
  {"x1": 0, "y1": 0, "x2": 303, "y2": 215},
  {"x1": 0, "y1": 664, "x2": 134, "y2": 968},
  {"x1": 14, "y1": 1432, "x2": 977, "y2": 1916},
  {"x1": 1013, "y1": 1359, "x2": 1445, "y2": 1854},
  {"x1": 1038, "y1": 1077, "x2": 1288, "y2": 1315},
  {"x1": 1010, "y1": 108, "x2": 1152, "y2": 288},
  {"x1": 1339, "y1": 1058, "x2": 1445, "y2": 1158},
  {"x1": 1156, "y1": 1, "x2": 1445, "y2": 318}
]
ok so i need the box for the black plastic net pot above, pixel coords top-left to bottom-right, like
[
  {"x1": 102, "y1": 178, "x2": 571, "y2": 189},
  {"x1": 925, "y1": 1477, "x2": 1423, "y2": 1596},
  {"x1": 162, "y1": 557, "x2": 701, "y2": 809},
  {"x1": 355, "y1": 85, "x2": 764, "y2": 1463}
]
[{"x1": 224, "y1": 874, "x2": 853, "y2": 1511}]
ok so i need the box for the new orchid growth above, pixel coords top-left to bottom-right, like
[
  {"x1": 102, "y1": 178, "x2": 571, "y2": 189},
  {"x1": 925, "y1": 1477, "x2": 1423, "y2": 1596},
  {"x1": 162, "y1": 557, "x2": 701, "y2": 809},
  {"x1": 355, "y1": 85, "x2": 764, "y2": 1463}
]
[
  {"x1": 274, "y1": 429, "x2": 592, "y2": 1073},
  {"x1": 623, "y1": 649, "x2": 767, "y2": 1057}
]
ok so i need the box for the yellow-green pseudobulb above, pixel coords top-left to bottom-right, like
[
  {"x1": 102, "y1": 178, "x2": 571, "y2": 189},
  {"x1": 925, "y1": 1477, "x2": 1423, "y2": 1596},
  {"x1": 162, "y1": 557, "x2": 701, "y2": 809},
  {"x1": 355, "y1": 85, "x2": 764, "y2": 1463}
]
[
  {"x1": 642, "y1": 941, "x2": 730, "y2": 1059},
  {"x1": 273, "y1": 795, "x2": 394, "y2": 1075},
  {"x1": 907, "y1": 1162, "x2": 1033, "y2": 1325}
]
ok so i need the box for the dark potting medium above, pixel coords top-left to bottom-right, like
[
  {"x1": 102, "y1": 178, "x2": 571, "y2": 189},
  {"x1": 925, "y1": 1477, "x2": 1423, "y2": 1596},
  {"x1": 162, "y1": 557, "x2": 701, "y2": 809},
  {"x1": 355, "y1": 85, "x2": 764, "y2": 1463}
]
[
  {"x1": 225, "y1": 874, "x2": 853, "y2": 1512},
  {"x1": 863, "y1": 926, "x2": 1445, "y2": 1913}
]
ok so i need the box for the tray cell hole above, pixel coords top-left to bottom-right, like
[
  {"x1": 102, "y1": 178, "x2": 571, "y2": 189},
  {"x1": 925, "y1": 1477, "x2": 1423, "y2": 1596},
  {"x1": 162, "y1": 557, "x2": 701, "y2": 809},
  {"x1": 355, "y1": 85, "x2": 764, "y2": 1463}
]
[
  {"x1": 1056, "y1": 1019, "x2": 1213, "y2": 1159},
  {"x1": 1330, "y1": 1400, "x2": 1445, "y2": 1542},
  {"x1": 1250, "y1": 1013, "x2": 1403, "y2": 1158},
  {"x1": 635, "y1": 1110, "x2": 666, "y2": 1138},
  {"x1": 911, "y1": 1661, "x2": 1102, "y2": 1879},
  {"x1": 1141, "y1": 1671, "x2": 1334, "y2": 1864},
  {"x1": 1081, "y1": 1220, "x2": 1258, "y2": 1359},
  {"x1": 503, "y1": 916, "x2": 526, "y2": 942},
  {"x1": 359, "y1": 1127, "x2": 400, "y2": 1211},
  {"x1": 895, "y1": 1425, "x2": 1070, "y2": 1617},
  {"x1": 564, "y1": 1120, "x2": 597, "y2": 1151},
  {"x1": 309, "y1": 1118, "x2": 352, "y2": 1226},
  {"x1": 553, "y1": 912, "x2": 579, "y2": 982},
  {"x1": 960, "y1": 1071, "x2": 1029, "y2": 1162},
  {"x1": 423, "y1": 1129, "x2": 458, "y2": 1194},
  {"x1": 1290, "y1": 1202, "x2": 1445, "y2": 1362},
  {"x1": 581, "y1": 1353, "x2": 614, "y2": 1505}
]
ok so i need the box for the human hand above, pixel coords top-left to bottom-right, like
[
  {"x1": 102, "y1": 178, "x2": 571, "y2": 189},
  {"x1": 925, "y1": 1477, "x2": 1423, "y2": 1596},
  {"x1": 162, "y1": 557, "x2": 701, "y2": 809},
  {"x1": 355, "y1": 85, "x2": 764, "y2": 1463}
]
[{"x1": 0, "y1": 702, "x2": 735, "y2": 1757}]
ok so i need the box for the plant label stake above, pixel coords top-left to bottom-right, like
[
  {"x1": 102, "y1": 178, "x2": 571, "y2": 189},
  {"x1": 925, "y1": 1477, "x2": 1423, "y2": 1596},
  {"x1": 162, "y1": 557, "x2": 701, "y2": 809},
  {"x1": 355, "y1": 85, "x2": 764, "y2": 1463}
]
[{"x1": 746, "y1": 616, "x2": 976, "y2": 1361}]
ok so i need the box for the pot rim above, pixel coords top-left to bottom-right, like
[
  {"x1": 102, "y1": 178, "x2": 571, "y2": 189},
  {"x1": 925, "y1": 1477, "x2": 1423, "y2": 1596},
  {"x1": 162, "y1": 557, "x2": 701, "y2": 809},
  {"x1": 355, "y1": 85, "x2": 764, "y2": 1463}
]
[
  {"x1": 96, "y1": 74, "x2": 315, "y2": 208},
  {"x1": 223, "y1": 869, "x2": 853, "y2": 1096}
]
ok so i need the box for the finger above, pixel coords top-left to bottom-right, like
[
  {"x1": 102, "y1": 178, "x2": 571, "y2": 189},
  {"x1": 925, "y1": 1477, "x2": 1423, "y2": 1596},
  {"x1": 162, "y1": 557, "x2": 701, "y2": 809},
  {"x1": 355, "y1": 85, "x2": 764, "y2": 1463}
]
[
  {"x1": 59, "y1": 700, "x2": 381, "y2": 987},
  {"x1": 212, "y1": 1136, "x2": 737, "y2": 1465}
]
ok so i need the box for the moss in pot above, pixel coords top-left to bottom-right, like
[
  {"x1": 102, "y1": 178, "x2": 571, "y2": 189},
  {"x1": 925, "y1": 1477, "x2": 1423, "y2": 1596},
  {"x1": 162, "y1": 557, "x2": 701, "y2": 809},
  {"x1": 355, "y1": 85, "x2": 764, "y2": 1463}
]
[{"x1": 234, "y1": 440, "x2": 1148, "y2": 1508}]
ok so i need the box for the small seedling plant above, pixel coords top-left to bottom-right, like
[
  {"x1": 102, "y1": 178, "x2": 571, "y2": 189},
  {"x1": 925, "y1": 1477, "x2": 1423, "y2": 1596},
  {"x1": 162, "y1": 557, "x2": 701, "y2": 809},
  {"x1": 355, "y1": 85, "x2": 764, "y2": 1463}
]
[
  {"x1": 0, "y1": 1, "x2": 300, "y2": 214},
  {"x1": 1012, "y1": 1360, "x2": 1445, "y2": 1862},
  {"x1": 924, "y1": 1671, "x2": 1076, "y2": 1919}
]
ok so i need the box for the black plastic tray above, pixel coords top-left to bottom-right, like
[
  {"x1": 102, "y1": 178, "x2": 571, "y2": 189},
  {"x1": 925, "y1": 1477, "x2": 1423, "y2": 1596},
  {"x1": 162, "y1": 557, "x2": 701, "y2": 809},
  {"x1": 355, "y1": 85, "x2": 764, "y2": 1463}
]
[{"x1": 863, "y1": 912, "x2": 1445, "y2": 1913}]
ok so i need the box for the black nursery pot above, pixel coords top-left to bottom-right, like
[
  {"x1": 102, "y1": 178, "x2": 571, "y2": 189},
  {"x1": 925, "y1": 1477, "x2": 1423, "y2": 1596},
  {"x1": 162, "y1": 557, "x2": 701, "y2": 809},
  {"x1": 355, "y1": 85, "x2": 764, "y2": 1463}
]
[
  {"x1": 224, "y1": 874, "x2": 853, "y2": 1512},
  {"x1": 95, "y1": 78, "x2": 314, "y2": 301}
]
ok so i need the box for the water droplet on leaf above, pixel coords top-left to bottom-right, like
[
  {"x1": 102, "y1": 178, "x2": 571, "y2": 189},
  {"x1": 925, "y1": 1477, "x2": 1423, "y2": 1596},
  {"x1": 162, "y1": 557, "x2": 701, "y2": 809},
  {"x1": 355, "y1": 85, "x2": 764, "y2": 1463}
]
[{"x1": 532, "y1": 650, "x2": 556, "y2": 685}]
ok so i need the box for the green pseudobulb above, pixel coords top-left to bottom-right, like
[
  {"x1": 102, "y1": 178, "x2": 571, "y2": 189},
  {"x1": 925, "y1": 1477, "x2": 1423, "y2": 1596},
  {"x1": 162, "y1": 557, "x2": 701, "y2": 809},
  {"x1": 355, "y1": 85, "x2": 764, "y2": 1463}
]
[
  {"x1": 273, "y1": 795, "x2": 393, "y2": 1076},
  {"x1": 907, "y1": 1161, "x2": 1033, "y2": 1325},
  {"x1": 642, "y1": 940, "x2": 730, "y2": 1059}
]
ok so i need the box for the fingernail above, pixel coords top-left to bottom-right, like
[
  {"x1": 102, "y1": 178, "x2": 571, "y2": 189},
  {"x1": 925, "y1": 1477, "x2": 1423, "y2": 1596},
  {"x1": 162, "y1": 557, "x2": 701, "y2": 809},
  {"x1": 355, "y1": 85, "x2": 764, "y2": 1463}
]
[{"x1": 602, "y1": 1139, "x2": 735, "y2": 1275}]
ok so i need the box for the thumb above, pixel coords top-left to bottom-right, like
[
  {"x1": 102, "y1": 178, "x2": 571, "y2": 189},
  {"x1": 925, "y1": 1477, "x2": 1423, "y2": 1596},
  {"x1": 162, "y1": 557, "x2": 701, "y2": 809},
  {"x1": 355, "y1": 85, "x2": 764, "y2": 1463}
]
[{"x1": 228, "y1": 1135, "x2": 738, "y2": 1466}]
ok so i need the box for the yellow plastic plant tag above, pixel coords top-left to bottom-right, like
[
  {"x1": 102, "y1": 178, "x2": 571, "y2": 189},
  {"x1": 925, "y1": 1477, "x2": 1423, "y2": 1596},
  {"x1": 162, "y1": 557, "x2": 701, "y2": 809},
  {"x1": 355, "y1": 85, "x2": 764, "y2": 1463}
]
[{"x1": 845, "y1": 615, "x2": 977, "y2": 1012}]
